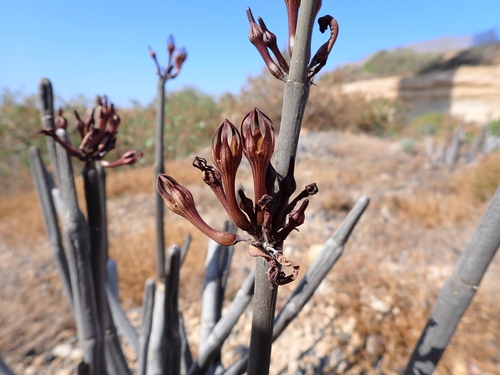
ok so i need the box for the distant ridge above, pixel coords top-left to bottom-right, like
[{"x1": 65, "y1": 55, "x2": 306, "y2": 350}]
[{"x1": 407, "y1": 29, "x2": 498, "y2": 53}]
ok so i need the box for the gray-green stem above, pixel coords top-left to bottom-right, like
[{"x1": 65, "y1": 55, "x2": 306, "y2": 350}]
[
  {"x1": 247, "y1": 2, "x2": 318, "y2": 375},
  {"x1": 39, "y1": 78, "x2": 60, "y2": 182},
  {"x1": 155, "y1": 77, "x2": 167, "y2": 279}
]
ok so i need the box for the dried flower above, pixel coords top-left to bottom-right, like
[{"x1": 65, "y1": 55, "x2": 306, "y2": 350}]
[
  {"x1": 157, "y1": 108, "x2": 318, "y2": 285},
  {"x1": 149, "y1": 34, "x2": 187, "y2": 81}
]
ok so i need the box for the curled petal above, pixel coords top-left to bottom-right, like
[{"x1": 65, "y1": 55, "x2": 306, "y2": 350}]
[
  {"x1": 156, "y1": 174, "x2": 243, "y2": 246},
  {"x1": 308, "y1": 16, "x2": 339, "y2": 79},
  {"x1": 283, "y1": 182, "x2": 318, "y2": 217},
  {"x1": 275, "y1": 253, "x2": 300, "y2": 285}
]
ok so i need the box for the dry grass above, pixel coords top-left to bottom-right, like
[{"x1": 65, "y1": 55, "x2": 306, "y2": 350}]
[{"x1": 1, "y1": 132, "x2": 499, "y2": 374}]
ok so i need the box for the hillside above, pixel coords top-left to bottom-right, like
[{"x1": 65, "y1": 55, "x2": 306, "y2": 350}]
[{"x1": 327, "y1": 43, "x2": 500, "y2": 123}]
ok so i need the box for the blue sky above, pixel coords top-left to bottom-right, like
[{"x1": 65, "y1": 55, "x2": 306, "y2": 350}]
[{"x1": 1, "y1": 0, "x2": 499, "y2": 107}]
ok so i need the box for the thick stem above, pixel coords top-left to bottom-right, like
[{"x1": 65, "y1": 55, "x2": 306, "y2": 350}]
[
  {"x1": 137, "y1": 279, "x2": 155, "y2": 375},
  {"x1": 273, "y1": 0, "x2": 317, "y2": 177},
  {"x1": 83, "y1": 163, "x2": 131, "y2": 375},
  {"x1": 163, "y1": 245, "x2": 182, "y2": 375},
  {"x1": 55, "y1": 129, "x2": 105, "y2": 375},
  {"x1": 224, "y1": 196, "x2": 369, "y2": 375},
  {"x1": 38, "y1": 78, "x2": 59, "y2": 182},
  {"x1": 247, "y1": 258, "x2": 278, "y2": 375},
  {"x1": 29, "y1": 146, "x2": 73, "y2": 309},
  {"x1": 404, "y1": 185, "x2": 500, "y2": 375},
  {"x1": 247, "y1": 2, "x2": 318, "y2": 375},
  {"x1": 155, "y1": 78, "x2": 167, "y2": 279}
]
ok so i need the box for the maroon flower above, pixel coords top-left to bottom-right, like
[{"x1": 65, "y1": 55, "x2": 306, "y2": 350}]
[
  {"x1": 157, "y1": 108, "x2": 318, "y2": 285},
  {"x1": 38, "y1": 97, "x2": 142, "y2": 168}
]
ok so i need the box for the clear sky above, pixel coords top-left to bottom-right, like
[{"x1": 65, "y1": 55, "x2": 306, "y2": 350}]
[{"x1": 1, "y1": 0, "x2": 499, "y2": 107}]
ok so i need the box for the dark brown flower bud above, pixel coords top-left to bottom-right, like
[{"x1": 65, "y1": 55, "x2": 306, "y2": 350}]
[
  {"x1": 238, "y1": 189, "x2": 257, "y2": 229},
  {"x1": 284, "y1": 0, "x2": 300, "y2": 56},
  {"x1": 211, "y1": 120, "x2": 250, "y2": 230},
  {"x1": 156, "y1": 174, "x2": 243, "y2": 246},
  {"x1": 240, "y1": 108, "x2": 275, "y2": 206},
  {"x1": 55, "y1": 108, "x2": 68, "y2": 129},
  {"x1": 258, "y1": 17, "x2": 289, "y2": 74},
  {"x1": 275, "y1": 199, "x2": 309, "y2": 242},
  {"x1": 74, "y1": 110, "x2": 85, "y2": 139},
  {"x1": 167, "y1": 35, "x2": 175, "y2": 54},
  {"x1": 174, "y1": 48, "x2": 187, "y2": 70},
  {"x1": 192, "y1": 156, "x2": 229, "y2": 213},
  {"x1": 108, "y1": 111, "x2": 120, "y2": 138},
  {"x1": 84, "y1": 108, "x2": 95, "y2": 135}
]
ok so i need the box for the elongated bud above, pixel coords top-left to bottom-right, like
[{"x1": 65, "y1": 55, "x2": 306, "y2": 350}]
[
  {"x1": 241, "y1": 108, "x2": 275, "y2": 206},
  {"x1": 211, "y1": 120, "x2": 250, "y2": 230},
  {"x1": 108, "y1": 111, "x2": 120, "y2": 138},
  {"x1": 275, "y1": 199, "x2": 309, "y2": 242},
  {"x1": 156, "y1": 174, "x2": 242, "y2": 246},
  {"x1": 74, "y1": 110, "x2": 85, "y2": 139},
  {"x1": 101, "y1": 150, "x2": 143, "y2": 168},
  {"x1": 167, "y1": 35, "x2": 175, "y2": 54},
  {"x1": 284, "y1": 0, "x2": 300, "y2": 56},
  {"x1": 247, "y1": 8, "x2": 286, "y2": 81},
  {"x1": 175, "y1": 48, "x2": 187, "y2": 69},
  {"x1": 258, "y1": 17, "x2": 289, "y2": 74},
  {"x1": 212, "y1": 119, "x2": 242, "y2": 180},
  {"x1": 55, "y1": 108, "x2": 68, "y2": 129},
  {"x1": 84, "y1": 108, "x2": 95, "y2": 135}
]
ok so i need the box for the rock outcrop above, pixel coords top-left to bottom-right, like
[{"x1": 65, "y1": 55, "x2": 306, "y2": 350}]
[{"x1": 341, "y1": 64, "x2": 500, "y2": 123}]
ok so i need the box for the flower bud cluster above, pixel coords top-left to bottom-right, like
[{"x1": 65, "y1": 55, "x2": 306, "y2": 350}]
[
  {"x1": 157, "y1": 108, "x2": 318, "y2": 285},
  {"x1": 247, "y1": 1, "x2": 338, "y2": 81},
  {"x1": 149, "y1": 35, "x2": 187, "y2": 81},
  {"x1": 38, "y1": 96, "x2": 143, "y2": 168}
]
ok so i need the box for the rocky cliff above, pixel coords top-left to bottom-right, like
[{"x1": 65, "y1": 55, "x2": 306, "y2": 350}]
[{"x1": 341, "y1": 64, "x2": 500, "y2": 123}]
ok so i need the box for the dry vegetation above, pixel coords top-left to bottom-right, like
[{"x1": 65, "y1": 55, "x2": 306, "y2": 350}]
[{"x1": 1, "y1": 129, "x2": 499, "y2": 374}]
